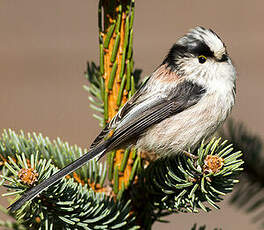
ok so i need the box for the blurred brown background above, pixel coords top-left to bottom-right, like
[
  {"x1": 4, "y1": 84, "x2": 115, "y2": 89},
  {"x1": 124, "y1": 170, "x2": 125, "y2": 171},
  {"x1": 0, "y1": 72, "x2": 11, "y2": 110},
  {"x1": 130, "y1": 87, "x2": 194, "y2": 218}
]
[{"x1": 0, "y1": 0, "x2": 263, "y2": 229}]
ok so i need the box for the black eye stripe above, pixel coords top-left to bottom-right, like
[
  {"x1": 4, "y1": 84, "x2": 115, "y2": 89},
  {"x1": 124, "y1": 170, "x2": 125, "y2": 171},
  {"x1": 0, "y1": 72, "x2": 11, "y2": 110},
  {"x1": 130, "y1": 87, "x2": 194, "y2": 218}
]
[
  {"x1": 187, "y1": 40, "x2": 214, "y2": 57},
  {"x1": 162, "y1": 37, "x2": 227, "y2": 71}
]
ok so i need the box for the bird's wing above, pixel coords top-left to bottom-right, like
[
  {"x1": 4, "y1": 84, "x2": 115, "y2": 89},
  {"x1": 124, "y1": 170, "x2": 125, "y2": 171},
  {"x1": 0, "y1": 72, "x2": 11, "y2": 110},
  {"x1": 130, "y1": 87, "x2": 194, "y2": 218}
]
[{"x1": 106, "y1": 80, "x2": 206, "y2": 150}]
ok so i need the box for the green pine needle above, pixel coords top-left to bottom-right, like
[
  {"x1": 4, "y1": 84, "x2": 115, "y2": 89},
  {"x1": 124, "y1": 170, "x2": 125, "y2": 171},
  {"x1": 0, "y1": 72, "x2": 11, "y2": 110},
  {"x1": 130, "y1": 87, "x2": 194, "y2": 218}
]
[
  {"x1": 143, "y1": 137, "x2": 244, "y2": 213},
  {"x1": 0, "y1": 129, "x2": 106, "y2": 185},
  {"x1": 1, "y1": 152, "x2": 138, "y2": 230}
]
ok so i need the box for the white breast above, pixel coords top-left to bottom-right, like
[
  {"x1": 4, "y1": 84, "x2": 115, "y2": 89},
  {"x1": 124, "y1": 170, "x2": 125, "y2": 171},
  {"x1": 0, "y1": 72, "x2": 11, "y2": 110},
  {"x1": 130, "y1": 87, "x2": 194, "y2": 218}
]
[{"x1": 136, "y1": 73, "x2": 236, "y2": 157}]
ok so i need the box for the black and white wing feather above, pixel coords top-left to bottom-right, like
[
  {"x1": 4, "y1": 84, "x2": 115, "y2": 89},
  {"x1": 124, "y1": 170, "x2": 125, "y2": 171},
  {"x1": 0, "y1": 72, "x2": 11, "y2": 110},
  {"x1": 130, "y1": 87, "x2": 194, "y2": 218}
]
[{"x1": 91, "y1": 78, "x2": 206, "y2": 153}]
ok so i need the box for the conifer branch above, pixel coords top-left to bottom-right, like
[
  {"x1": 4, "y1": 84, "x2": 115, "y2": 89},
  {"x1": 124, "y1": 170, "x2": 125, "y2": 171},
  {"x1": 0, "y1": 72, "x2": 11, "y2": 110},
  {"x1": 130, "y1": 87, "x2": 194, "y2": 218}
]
[
  {"x1": 130, "y1": 138, "x2": 243, "y2": 229},
  {"x1": 97, "y1": 0, "x2": 142, "y2": 200},
  {"x1": 0, "y1": 129, "x2": 106, "y2": 187},
  {"x1": 0, "y1": 134, "x2": 138, "y2": 229}
]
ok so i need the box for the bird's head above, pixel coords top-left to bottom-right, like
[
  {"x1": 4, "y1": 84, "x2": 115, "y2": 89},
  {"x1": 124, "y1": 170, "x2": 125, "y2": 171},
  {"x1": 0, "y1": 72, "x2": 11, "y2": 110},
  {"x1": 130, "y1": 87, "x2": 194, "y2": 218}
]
[{"x1": 162, "y1": 27, "x2": 236, "y2": 89}]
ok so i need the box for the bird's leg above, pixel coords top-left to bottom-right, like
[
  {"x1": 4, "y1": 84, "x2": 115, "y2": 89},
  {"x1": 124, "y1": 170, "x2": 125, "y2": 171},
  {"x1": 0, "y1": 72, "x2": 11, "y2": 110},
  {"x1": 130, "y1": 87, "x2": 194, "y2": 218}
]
[{"x1": 182, "y1": 150, "x2": 198, "y2": 160}]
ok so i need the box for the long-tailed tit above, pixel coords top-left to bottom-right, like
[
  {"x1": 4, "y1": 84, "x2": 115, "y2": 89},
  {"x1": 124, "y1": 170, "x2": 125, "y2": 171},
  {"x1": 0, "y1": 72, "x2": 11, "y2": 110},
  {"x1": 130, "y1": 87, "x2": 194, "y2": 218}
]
[{"x1": 9, "y1": 27, "x2": 236, "y2": 211}]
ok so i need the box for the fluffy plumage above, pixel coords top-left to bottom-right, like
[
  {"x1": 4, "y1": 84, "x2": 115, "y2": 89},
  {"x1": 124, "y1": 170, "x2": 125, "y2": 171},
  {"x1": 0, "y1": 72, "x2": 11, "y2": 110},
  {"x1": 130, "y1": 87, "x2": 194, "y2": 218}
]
[{"x1": 9, "y1": 27, "x2": 236, "y2": 212}]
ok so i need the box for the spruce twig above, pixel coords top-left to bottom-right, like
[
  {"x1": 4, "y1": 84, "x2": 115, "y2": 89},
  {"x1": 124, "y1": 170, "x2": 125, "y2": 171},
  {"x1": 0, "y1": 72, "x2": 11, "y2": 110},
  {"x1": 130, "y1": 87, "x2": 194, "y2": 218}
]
[
  {"x1": 130, "y1": 138, "x2": 243, "y2": 229},
  {"x1": 99, "y1": 0, "x2": 139, "y2": 200},
  {"x1": 0, "y1": 142, "x2": 138, "y2": 229}
]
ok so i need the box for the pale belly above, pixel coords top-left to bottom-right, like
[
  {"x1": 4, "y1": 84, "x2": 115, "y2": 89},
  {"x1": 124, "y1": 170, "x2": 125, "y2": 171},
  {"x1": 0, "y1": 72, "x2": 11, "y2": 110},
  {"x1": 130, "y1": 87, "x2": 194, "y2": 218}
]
[{"x1": 136, "y1": 95, "x2": 231, "y2": 156}]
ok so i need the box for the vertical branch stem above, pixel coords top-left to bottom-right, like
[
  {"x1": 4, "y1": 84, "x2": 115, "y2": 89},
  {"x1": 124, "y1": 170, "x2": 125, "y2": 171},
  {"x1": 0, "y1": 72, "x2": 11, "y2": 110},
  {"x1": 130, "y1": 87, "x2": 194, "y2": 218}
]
[{"x1": 99, "y1": 0, "x2": 136, "y2": 195}]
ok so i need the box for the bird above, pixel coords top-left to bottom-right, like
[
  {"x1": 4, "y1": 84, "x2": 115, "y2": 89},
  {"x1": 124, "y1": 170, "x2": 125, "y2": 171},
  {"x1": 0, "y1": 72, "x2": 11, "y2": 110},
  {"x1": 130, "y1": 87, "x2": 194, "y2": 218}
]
[{"x1": 9, "y1": 26, "x2": 236, "y2": 212}]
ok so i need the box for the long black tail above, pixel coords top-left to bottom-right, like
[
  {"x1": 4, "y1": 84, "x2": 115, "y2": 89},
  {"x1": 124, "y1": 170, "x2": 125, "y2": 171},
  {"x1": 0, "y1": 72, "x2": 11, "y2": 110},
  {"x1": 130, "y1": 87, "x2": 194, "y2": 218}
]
[{"x1": 9, "y1": 141, "x2": 109, "y2": 212}]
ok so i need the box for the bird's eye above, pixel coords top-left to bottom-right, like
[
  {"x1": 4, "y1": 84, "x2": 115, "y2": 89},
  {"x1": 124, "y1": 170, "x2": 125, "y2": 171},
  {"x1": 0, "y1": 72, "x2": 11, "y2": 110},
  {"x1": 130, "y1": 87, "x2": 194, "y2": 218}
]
[{"x1": 198, "y1": 55, "x2": 207, "y2": 64}]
